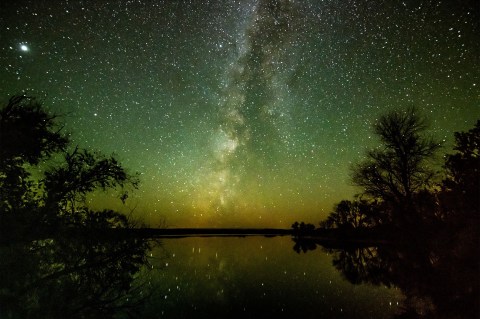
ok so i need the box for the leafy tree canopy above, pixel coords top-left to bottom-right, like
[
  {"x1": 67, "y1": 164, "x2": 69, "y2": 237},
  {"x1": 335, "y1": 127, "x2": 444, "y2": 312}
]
[
  {"x1": 0, "y1": 95, "x2": 68, "y2": 167},
  {"x1": 351, "y1": 107, "x2": 440, "y2": 220},
  {"x1": 0, "y1": 95, "x2": 139, "y2": 236}
]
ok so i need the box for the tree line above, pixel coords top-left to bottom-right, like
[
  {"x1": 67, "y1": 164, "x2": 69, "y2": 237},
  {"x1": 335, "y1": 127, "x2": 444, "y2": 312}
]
[{"x1": 294, "y1": 107, "x2": 479, "y2": 239}]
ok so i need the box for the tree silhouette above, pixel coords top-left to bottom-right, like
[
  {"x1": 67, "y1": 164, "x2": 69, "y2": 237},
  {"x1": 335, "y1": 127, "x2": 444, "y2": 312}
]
[
  {"x1": 441, "y1": 120, "x2": 479, "y2": 219},
  {"x1": 0, "y1": 95, "x2": 138, "y2": 237},
  {"x1": 291, "y1": 221, "x2": 299, "y2": 231},
  {"x1": 0, "y1": 96, "x2": 68, "y2": 213},
  {"x1": 43, "y1": 147, "x2": 139, "y2": 218},
  {"x1": 291, "y1": 221, "x2": 315, "y2": 235},
  {"x1": 0, "y1": 95, "x2": 68, "y2": 166},
  {"x1": 351, "y1": 107, "x2": 440, "y2": 223},
  {"x1": 319, "y1": 199, "x2": 382, "y2": 229}
]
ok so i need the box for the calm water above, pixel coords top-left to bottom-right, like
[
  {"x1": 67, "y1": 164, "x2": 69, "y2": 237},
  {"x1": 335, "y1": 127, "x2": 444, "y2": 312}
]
[
  {"x1": 2, "y1": 234, "x2": 477, "y2": 318},
  {"x1": 138, "y1": 236, "x2": 404, "y2": 319}
]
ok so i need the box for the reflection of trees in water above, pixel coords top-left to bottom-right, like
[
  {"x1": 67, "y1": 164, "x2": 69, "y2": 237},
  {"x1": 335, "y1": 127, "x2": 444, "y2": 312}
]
[
  {"x1": 329, "y1": 246, "x2": 392, "y2": 286},
  {"x1": 0, "y1": 234, "x2": 158, "y2": 318},
  {"x1": 319, "y1": 242, "x2": 478, "y2": 319},
  {"x1": 292, "y1": 237, "x2": 317, "y2": 253}
]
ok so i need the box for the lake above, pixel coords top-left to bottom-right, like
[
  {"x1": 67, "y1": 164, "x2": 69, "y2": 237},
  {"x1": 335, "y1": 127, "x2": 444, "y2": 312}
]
[
  {"x1": 2, "y1": 233, "x2": 477, "y2": 318},
  {"x1": 138, "y1": 236, "x2": 404, "y2": 318}
]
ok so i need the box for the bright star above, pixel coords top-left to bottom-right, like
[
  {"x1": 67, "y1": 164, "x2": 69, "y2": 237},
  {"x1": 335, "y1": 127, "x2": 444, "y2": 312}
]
[{"x1": 20, "y1": 44, "x2": 29, "y2": 52}]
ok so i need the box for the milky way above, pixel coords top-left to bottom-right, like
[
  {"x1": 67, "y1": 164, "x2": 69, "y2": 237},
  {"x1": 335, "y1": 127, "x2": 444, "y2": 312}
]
[
  {"x1": 199, "y1": 1, "x2": 299, "y2": 217},
  {"x1": 1, "y1": 0, "x2": 478, "y2": 227}
]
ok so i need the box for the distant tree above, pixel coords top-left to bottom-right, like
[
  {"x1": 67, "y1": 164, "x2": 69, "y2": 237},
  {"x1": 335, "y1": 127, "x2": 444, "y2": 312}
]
[
  {"x1": 303, "y1": 223, "x2": 315, "y2": 232},
  {"x1": 441, "y1": 120, "x2": 479, "y2": 219},
  {"x1": 351, "y1": 107, "x2": 440, "y2": 223},
  {"x1": 291, "y1": 221, "x2": 315, "y2": 235},
  {"x1": 318, "y1": 218, "x2": 333, "y2": 229},
  {"x1": 291, "y1": 221, "x2": 299, "y2": 231},
  {"x1": 320, "y1": 199, "x2": 381, "y2": 229}
]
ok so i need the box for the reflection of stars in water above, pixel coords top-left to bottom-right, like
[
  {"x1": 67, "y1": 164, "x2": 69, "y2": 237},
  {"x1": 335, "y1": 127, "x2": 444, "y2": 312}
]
[{"x1": 143, "y1": 237, "x2": 405, "y2": 316}]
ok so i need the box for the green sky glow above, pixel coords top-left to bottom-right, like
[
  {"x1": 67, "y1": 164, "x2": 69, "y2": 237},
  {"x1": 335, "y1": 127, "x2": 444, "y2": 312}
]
[{"x1": 1, "y1": 0, "x2": 478, "y2": 227}]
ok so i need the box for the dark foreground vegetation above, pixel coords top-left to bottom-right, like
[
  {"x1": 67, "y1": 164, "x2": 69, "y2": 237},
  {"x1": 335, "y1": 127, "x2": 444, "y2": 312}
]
[
  {"x1": 0, "y1": 95, "x2": 140, "y2": 241},
  {"x1": 293, "y1": 108, "x2": 479, "y2": 319}
]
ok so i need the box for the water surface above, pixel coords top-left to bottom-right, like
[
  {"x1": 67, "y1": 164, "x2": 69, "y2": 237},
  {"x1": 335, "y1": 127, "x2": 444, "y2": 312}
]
[
  {"x1": 138, "y1": 236, "x2": 404, "y2": 318},
  {"x1": 5, "y1": 233, "x2": 476, "y2": 319}
]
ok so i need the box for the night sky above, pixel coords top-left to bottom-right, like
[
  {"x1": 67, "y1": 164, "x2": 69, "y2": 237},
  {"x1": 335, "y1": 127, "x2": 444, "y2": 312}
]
[{"x1": 1, "y1": 0, "x2": 478, "y2": 228}]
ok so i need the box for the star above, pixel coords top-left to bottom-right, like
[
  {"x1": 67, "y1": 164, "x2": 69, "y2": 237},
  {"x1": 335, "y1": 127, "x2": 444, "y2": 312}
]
[{"x1": 0, "y1": 0, "x2": 477, "y2": 228}]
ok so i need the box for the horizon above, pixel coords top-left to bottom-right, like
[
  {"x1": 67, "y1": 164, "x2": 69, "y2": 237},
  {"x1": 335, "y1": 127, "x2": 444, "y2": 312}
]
[{"x1": 1, "y1": 0, "x2": 478, "y2": 228}]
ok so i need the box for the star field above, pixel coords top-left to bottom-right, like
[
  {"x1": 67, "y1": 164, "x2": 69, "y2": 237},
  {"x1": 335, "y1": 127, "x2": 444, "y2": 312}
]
[{"x1": 1, "y1": 0, "x2": 478, "y2": 227}]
